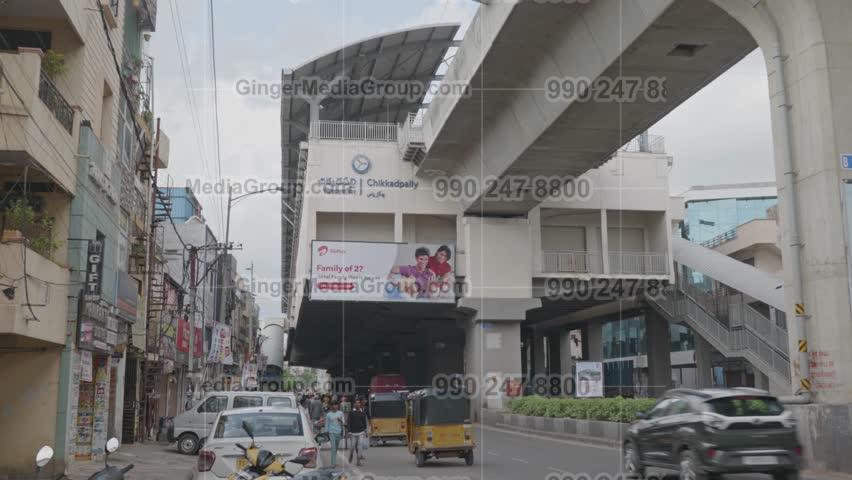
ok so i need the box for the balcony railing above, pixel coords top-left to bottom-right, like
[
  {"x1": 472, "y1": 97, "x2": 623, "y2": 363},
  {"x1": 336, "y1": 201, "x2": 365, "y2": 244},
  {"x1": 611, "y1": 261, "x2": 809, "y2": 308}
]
[
  {"x1": 609, "y1": 252, "x2": 669, "y2": 275},
  {"x1": 542, "y1": 251, "x2": 602, "y2": 273},
  {"x1": 620, "y1": 134, "x2": 665, "y2": 154},
  {"x1": 38, "y1": 70, "x2": 74, "y2": 134},
  {"x1": 542, "y1": 251, "x2": 668, "y2": 275},
  {"x1": 310, "y1": 121, "x2": 398, "y2": 142}
]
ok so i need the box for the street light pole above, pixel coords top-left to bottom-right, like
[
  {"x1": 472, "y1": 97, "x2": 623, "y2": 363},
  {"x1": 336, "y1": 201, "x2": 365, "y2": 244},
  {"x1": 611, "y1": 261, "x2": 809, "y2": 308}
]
[{"x1": 214, "y1": 186, "x2": 290, "y2": 375}]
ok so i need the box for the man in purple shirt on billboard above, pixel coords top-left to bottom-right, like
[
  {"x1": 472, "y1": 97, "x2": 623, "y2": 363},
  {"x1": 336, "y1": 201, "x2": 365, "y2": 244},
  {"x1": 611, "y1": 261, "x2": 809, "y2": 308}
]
[{"x1": 388, "y1": 247, "x2": 435, "y2": 299}]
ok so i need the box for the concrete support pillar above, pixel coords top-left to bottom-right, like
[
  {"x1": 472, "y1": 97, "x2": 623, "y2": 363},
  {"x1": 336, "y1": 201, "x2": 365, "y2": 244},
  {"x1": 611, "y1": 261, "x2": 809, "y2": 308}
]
[
  {"x1": 694, "y1": 335, "x2": 714, "y2": 389},
  {"x1": 587, "y1": 321, "x2": 603, "y2": 362},
  {"x1": 559, "y1": 330, "x2": 575, "y2": 377},
  {"x1": 394, "y1": 212, "x2": 403, "y2": 243},
  {"x1": 460, "y1": 297, "x2": 540, "y2": 421},
  {"x1": 645, "y1": 311, "x2": 673, "y2": 398},
  {"x1": 600, "y1": 209, "x2": 610, "y2": 274},
  {"x1": 532, "y1": 332, "x2": 546, "y2": 377}
]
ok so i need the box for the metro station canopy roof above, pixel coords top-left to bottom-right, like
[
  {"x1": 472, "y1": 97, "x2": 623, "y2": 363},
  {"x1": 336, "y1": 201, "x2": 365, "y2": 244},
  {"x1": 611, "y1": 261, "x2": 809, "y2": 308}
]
[{"x1": 281, "y1": 23, "x2": 460, "y2": 155}]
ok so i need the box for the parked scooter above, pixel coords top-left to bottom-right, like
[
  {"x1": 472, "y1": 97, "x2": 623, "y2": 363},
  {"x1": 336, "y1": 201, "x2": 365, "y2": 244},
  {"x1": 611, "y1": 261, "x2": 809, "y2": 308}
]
[
  {"x1": 228, "y1": 424, "x2": 343, "y2": 480},
  {"x1": 85, "y1": 438, "x2": 135, "y2": 480},
  {"x1": 33, "y1": 438, "x2": 133, "y2": 480}
]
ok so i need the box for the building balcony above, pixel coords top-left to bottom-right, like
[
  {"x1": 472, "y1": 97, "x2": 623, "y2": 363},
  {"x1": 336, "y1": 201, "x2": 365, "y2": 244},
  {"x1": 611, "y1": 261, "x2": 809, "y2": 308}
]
[
  {"x1": 541, "y1": 251, "x2": 669, "y2": 276},
  {"x1": 0, "y1": 49, "x2": 78, "y2": 194},
  {"x1": 0, "y1": 242, "x2": 70, "y2": 347},
  {"x1": 1, "y1": 0, "x2": 89, "y2": 42}
]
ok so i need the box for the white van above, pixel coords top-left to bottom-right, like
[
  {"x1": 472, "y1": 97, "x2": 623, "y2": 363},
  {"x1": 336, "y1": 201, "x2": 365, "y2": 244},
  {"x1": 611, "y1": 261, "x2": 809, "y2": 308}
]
[{"x1": 170, "y1": 391, "x2": 299, "y2": 454}]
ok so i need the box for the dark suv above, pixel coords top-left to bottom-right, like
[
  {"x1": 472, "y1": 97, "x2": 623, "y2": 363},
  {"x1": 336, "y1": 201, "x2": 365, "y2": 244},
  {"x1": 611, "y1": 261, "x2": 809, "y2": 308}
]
[{"x1": 623, "y1": 388, "x2": 802, "y2": 480}]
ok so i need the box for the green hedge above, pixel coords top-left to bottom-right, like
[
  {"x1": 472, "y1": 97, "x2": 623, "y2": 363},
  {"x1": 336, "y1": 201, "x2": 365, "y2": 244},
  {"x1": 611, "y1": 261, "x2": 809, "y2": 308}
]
[{"x1": 507, "y1": 396, "x2": 657, "y2": 423}]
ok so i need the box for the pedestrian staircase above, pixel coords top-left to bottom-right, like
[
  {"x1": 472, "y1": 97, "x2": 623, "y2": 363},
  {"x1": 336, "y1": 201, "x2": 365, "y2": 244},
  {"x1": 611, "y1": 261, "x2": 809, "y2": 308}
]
[
  {"x1": 645, "y1": 237, "x2": 791, "y2": 392},
  {"x1": 398, "y1": 112, "x2": 426, "y2": 164}
]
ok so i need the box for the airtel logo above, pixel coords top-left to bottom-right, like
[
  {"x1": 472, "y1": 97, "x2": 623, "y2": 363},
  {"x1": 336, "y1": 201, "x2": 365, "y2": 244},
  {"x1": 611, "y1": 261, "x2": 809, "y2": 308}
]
[{"x1": 318, "y1": 245, "x2": 346, "y2": 256}]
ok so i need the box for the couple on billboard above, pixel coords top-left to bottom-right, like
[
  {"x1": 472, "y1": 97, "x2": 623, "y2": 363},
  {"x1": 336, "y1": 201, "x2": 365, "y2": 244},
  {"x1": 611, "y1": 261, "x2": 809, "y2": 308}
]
[{"x1": 386, "y1": 245, "x2": 454, "y2": 301}]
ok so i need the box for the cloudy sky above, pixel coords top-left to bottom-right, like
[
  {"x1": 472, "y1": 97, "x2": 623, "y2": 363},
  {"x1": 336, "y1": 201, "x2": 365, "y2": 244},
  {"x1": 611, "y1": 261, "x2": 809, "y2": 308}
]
[{"x1": 149, "y1": 0, "x2": 776, "y2": 318}]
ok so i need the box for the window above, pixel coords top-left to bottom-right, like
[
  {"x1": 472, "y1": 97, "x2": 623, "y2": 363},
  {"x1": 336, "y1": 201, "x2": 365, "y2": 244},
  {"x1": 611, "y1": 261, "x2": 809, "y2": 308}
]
[
  {"x1": 214, "y1": 412, "x2": 303, "y2": 439},
  {"x1": 267, "y1": 397, "x2": 294, "y2": 407},
  {"x1": 233, "y1": 396, "x2": 263, "y2": 408},
  {"x1": 705, "y1": 396, "x2": 784, "y2": 417},
  {"x1": 649, "y1": 398, "x2": 674, "y2": 418},
  {"x1": 668, "y1": 398, "x2": 691, "y2": 415},
  {"x1": 198, "y1": 396, "x2": 227, "y2": 413}
]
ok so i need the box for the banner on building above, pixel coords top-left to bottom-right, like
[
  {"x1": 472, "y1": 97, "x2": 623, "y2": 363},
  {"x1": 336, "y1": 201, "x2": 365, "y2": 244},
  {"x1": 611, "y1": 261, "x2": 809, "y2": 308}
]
[
  {"x1": 569, "y1": 329, "x2": 583, "y2": 359},
  {"x1": 310, "y1": 241, "x2": 456, "y2": 303},
  {"x1": 116, "y1": 271, "x2": 138, "y2": 323},
  {"x1": 208, "y1": 323, "x2": 234, "y2": 365},
  {"x1": 575, "y1": 361, "x2": 604, "y2": 398},
  {"x1": 81, "y1": 351, "x2": 93, "y2": 383},
  {"x1": 194, "y1": 327, "x2": 203, "y2": 358},
  {"x1": 241, "y1": 362, "x2": 258, "y2": 390},
  {"x1": 177, "y1": 317, "x2": 190, "y2": 353}
]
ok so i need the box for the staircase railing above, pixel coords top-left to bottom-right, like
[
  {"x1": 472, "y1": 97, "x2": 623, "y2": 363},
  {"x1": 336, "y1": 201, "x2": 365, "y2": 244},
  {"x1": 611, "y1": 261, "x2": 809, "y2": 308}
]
[{"x1": 649, "y1": 279, "x2": 791, "y2": 385}]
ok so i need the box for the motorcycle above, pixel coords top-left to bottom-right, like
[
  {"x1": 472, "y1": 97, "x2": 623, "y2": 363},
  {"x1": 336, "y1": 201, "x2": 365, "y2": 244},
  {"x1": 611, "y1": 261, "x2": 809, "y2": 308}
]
[
  {"x1": 33, "y1": 437, "x2": 134, "y2": 480},
  {"x1": 228, "y1": 423, "x2": 344, "y2": 480}
]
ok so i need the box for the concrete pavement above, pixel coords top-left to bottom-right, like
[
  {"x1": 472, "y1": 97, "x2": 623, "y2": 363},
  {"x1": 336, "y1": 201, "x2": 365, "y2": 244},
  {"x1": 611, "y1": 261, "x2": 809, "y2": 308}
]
[{"x1": 66, "y1": 442, "x2": 194, "y2": 480}]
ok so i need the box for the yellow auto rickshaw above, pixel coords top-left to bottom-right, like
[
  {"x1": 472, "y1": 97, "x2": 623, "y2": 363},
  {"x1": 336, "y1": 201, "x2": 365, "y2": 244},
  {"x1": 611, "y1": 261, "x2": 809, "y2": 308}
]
[
  {"x1": 406, "y1": 388, "x2": 475, "y2": 467},
  {"x1": 369, "y1": 391, "x2": 408, "y2": 446}
]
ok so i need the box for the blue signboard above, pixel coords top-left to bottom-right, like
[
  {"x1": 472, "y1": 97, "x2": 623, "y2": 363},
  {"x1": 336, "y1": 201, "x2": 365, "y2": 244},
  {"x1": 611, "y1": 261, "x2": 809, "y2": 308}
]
[{"x1": 842, "y1": 154, "x2": 852, "y2": 169}]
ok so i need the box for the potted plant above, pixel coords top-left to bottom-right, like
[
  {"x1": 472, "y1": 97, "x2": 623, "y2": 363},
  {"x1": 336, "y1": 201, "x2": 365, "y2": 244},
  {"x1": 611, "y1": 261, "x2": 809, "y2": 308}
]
[
  {"x1": 2, "y1": 199, "x2": 34, "y2": 242},
  {"x1": 29, "y1": 217, "x2": 62, "y2": 259},
  {"x1": 42, "y1": 50, "x2": 67, "y2": 78}
]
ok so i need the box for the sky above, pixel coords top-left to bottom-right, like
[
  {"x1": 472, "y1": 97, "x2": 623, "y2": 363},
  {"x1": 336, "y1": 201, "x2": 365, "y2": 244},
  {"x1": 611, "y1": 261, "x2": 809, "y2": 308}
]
[{"x1": 149, "y1": 0, "x2": 776, "y2": 319}]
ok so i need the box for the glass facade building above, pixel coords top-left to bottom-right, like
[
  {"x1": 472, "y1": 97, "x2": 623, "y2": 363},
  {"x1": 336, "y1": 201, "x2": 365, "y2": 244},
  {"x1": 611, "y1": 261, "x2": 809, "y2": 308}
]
[{"x1": 683, "y1": 196, "x2": 778, "y2": 244}]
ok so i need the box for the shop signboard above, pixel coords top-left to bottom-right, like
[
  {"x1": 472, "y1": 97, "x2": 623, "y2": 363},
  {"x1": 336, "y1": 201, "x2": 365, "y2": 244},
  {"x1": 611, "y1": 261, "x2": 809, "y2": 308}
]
[
  {"x1": 84, "y1": 240, "x2": 104, "y2": 301},
  {"x1": 77, "y1": 297, "x2": 120, "y2": 354},
  {"x1": 310, "y1": 240, "x2": 456, "y2": 303}
]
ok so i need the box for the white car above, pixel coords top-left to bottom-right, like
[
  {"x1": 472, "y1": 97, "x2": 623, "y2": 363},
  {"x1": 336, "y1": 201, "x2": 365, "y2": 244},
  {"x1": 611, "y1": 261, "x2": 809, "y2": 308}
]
[{"x1": 193, "y1": 406, "x2": 320, "y2": 480}]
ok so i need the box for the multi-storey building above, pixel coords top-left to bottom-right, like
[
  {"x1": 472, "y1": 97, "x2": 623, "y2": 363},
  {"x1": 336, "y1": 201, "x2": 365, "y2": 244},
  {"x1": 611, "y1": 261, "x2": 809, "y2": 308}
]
[{"x1": 0, "y1": 0, "x2": 164, "y2": 476}]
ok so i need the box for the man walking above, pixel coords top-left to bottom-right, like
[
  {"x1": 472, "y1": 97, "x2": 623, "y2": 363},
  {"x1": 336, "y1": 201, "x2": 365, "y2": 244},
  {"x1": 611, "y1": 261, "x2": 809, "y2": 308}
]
[
  {"x1": 308, "y1": 393, "x2": 324, "y2": 425},
  {"x1": 347, "y1": 397, "x2": 370, "y2": 466},
  {"x1": 323, "y1": 401, "x2": 345, "y2": 467}
]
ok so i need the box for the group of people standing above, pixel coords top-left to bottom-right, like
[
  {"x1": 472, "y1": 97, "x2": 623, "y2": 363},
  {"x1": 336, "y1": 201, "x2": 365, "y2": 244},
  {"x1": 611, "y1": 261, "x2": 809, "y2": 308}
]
[{"x1": 303, "y1": 393, "x2": 371, "y2": 467}]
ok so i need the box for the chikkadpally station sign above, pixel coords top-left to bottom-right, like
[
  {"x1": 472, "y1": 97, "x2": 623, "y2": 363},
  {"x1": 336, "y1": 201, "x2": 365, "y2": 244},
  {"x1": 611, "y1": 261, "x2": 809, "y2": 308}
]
[{"x1": 310, "y1": 240, "x2": 456, "y2": 303}]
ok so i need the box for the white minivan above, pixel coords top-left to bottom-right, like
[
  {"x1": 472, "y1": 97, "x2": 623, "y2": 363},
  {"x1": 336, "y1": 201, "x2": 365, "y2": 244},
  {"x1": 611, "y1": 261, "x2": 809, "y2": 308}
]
[{"x1": 171, "y1": 391, "x2": 299, "y2": 454}]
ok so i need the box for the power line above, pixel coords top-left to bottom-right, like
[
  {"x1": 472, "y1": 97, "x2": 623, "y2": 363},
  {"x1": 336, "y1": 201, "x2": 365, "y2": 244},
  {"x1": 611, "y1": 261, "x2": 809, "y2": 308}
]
[{"x1": 208, "y1": 0, "x2": 227, "y2": 237}]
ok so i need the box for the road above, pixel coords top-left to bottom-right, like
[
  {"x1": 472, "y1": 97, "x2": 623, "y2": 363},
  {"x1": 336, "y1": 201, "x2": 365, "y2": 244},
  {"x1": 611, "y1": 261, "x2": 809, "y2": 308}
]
[
  {"x1": 68, "y1": 427, "x2": 847, "y2": 480},
  {"x1": 339, "y1": 426, "x2": 841, "y2": 480}
]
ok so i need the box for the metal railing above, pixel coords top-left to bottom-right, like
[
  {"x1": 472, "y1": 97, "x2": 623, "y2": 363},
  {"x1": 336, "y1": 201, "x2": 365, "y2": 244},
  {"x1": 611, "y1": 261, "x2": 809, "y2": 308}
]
[
  {"x1": 542, "y1": 251, "x2": 601, "y2": 273},
  {"x1": 38, "y1": 70, "x2": 74, "y2": 134},
  {"x1": 649, "y1": 265, "x2": 792, "y2": 385},
  {"x1": 620, "y1": 134, "x2": 665, "y2": 154},
  {"x1": 310, "y1": 121, "x2": 398, "y2": 142},
  {"x1": 608, "y1": 252, "x2": 669, "y2": 275},
  {"x1": 701, "y1": 228, "x2": 737, "y2": 248}
]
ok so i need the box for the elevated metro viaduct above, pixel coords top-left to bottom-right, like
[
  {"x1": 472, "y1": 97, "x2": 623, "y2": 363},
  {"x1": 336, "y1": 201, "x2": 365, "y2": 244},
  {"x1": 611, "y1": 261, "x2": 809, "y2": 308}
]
[{"x1": 282, "y1": 0, "x2": 852, "y2": 472}]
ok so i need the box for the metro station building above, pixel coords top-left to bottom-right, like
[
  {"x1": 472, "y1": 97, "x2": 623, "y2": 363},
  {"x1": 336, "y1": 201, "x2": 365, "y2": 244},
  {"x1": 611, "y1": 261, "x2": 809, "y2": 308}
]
[{"x1": 277, "y1": 25, "x2": 720, "y2": 409}]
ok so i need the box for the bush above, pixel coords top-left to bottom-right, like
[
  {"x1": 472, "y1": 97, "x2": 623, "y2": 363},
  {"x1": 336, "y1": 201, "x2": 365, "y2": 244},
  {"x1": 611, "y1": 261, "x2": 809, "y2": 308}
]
[{"x1": 508, "y1": 396, "x2": 657, "y2": 423}]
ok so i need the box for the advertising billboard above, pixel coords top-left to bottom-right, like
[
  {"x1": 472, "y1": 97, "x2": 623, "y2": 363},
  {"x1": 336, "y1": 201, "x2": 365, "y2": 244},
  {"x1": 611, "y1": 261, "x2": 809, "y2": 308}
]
[
  {"x1": 575, "y1": 361, "x2": 604, "y2": 398},
  {"x1": 310, "y1": 240, "x2": 455, "y2": 303}
]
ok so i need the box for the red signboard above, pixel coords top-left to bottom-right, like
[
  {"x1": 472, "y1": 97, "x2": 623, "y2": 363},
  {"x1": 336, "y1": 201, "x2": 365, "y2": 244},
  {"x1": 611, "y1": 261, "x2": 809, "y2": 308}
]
[
  {"x1": 177, "y1": 317, "x2": 190, "y2": 353},
  {"x1": 194, "y1": 327, "x2": 203, "y2": 357}
]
